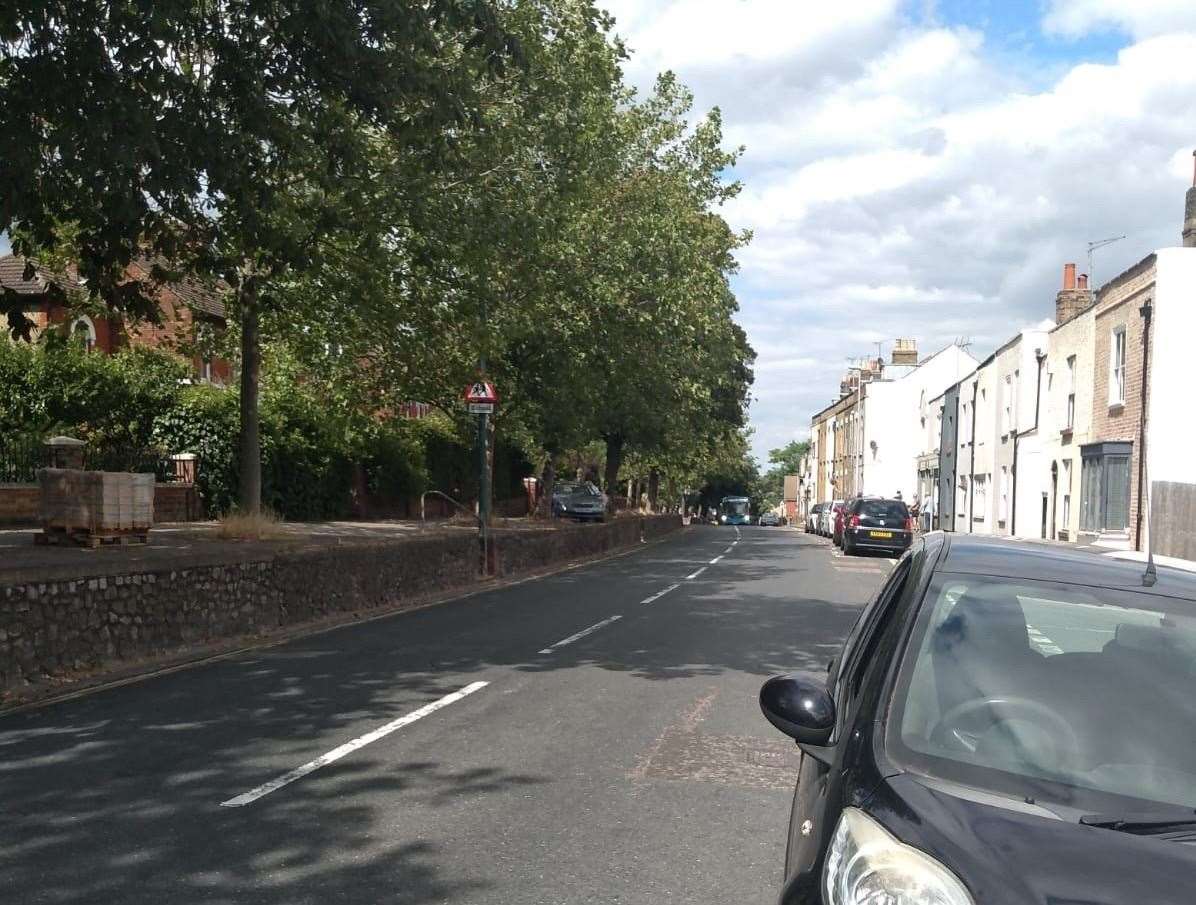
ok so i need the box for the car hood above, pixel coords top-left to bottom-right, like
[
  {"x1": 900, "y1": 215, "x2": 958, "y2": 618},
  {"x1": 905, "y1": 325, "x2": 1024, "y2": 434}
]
[{"x1": 871, "y1": 773, "x2": 1196, "y2": 905}]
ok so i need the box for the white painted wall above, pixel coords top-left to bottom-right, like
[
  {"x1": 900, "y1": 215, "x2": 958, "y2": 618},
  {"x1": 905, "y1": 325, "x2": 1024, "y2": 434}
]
[
  {"x1": 861, "y1": 345, "x2": 979, "y2": 502},
  {"x1": 1147, "y1": 248, "x2": 1196, "y2": 488}
]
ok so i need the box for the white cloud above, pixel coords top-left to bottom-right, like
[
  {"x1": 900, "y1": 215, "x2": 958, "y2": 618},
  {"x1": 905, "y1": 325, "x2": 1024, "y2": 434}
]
[
  {"x1": 599, "y1": 3, "x2": 1196, "y2": 462},
  {"x1": 1044, "y1": 0, "x2": 1196, "y2": 39}
]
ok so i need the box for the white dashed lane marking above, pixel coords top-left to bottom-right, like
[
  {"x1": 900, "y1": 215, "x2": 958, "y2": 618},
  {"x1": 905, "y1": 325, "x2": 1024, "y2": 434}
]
[
  {"x1": 220, "y1": 681, "x2": 489, "y2": 807},
  {"x1": 685, "y1": 566, "x2": 707, "y2": 580},
  {"x1": 641, "y1": 583, "x2": 681, "y2": 605},
  {"x1": 538, "y1": 615, "x2": 623, "y2": 655}
]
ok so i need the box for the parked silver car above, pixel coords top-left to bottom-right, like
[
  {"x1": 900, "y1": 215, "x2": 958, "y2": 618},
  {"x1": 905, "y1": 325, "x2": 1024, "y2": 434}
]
[
  {"x1": 819, "y1": 499, "x2": 844, "y2": 537},
  {"x1": 552, "y1": 481, "x2": 607, "y2": 522},
  {"x1": 805, "y1": 502, "x2": 826, "y2": 533}
]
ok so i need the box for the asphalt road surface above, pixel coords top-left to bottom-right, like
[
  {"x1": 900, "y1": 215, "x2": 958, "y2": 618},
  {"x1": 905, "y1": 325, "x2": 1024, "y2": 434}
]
[{"x1": 1, "y1": 526, "x2": 895, "y2": 905}]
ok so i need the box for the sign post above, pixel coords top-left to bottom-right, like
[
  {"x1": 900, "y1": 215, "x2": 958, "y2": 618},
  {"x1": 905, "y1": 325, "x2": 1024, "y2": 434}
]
[{"x1": 464, "y1": 381, "x2": 500, "y2": 557}]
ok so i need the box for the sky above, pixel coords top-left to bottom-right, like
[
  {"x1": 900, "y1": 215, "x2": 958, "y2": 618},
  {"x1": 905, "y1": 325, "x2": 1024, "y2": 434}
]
[{"x1": 599, "y1": 0, "x2": 1196, "y2": 465}]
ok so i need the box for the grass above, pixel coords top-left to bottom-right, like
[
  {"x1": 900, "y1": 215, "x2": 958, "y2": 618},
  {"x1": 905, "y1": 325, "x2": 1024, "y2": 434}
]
[{"x1": 216, "y1": 507, "x2": 287, "y2": 541}]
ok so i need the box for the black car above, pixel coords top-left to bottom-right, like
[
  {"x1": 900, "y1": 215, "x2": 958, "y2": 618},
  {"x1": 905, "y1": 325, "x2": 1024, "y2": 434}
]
[
  {"x1": 842, "y1": 497, "x2": 911, "y2": 555},
  {"x1": 760, "y1": 534, "x2": 1196, "y2": 905}
]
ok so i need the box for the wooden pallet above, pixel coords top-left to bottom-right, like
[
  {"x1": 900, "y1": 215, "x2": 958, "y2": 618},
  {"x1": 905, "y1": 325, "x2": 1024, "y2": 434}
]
[{"x1": 35, "y1": 527, "x2": 149, "y2": 548}]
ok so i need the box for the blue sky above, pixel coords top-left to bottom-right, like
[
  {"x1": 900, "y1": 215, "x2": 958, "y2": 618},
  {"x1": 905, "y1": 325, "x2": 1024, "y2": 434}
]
[{"x1": 602, "y1": 0, "x2": 1196, "y2": 464}]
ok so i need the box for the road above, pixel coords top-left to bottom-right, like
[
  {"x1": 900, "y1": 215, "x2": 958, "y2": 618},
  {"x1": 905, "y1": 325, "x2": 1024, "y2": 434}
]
[{"x1": 1, "y1": 526, "x2": 894, "y2": 905}]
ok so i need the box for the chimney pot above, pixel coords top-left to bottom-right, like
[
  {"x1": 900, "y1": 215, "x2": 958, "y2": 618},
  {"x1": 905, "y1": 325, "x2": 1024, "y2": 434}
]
[
  {"x1": 1063, "y1": 263, "x2": 1076, "y2": 290},
  {"x1": 1077, "y1": 273, "x2": 1088, "y2": 289}
]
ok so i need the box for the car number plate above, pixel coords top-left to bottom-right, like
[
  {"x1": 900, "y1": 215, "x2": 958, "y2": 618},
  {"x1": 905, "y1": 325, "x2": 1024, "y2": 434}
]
[{"x1": 869, "y1": 530, "x2": 893, "y2": 538}]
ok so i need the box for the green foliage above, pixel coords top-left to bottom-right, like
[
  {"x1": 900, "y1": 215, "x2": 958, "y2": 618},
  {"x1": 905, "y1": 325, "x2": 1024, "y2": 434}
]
[
  {"x1": 759, "y1": 440, "x2": 810, "y2": 510},
  {"x1": 0, "y1": 338, "x2": 189, "y2": 445}
]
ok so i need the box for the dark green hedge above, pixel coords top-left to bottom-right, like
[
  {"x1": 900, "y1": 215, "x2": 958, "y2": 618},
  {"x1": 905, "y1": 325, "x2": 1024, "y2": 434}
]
[{"x1": 0, "y1": 339, "x2": 531, "y2": 520}]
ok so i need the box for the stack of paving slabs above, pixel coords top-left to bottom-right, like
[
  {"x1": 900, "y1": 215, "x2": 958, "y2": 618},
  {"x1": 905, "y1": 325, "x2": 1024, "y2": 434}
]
[{"x1": 38, "y1": 468, "x2": 154, "y2": 546}]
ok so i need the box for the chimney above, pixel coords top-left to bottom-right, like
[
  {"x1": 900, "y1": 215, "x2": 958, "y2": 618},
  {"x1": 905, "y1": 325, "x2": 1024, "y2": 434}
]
[
  {"x1": 1184, "y1": 150, "x2": 1196, "y2": 248},
  {"x1": 1055, "y1": 262, "x2": 1094, "y2": 326},
  {"x1": 891, "y1": 338, "x2": 918, "y2": 366}
]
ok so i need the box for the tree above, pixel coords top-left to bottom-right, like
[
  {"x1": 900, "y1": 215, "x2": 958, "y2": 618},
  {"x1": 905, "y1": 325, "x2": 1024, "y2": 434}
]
[
  {"x1": 1, "y1": 1, "x2": 518, "y2": 512},
  {"x1": 758, "y1": 439, "x2": 810, "y2": 510}
]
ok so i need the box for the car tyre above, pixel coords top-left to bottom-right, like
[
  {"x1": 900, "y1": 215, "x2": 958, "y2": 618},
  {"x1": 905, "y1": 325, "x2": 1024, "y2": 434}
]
[{"x1": 843, "y1": 537, "x2": 855, "y2": 556}]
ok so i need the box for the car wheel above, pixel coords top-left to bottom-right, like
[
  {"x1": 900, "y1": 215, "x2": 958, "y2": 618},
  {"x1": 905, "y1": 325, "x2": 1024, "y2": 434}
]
[{"x1": 843, "y1": 537, "x2": 854, "y2": 556}]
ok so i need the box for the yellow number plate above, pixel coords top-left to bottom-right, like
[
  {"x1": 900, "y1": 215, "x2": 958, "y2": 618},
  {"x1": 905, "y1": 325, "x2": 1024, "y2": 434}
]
[{"x1": 869, "y1": 531, "x2": 893, "y2": 539}]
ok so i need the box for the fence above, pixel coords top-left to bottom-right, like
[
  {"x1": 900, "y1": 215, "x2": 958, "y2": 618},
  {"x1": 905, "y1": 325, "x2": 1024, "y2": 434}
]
[
  {"x1": 0, "y1": 437, "x2": 195, "y2": 485},
  {"x1": 0, "y1": 437, "x2": 50, "y2": 484}
]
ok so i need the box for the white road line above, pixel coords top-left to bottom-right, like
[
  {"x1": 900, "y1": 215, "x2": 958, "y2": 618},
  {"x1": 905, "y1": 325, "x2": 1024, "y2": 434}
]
[
  {"x1": 641, "y1": 583, "x2": 681, "y2": 605},
  {"x1": 685, "y1": 566, "x2": 707, "y2": 580},
  {"x1": 724, "y1": 546, "x2": 734, "y2": 554},
  {"x1": 538, "y1": 614, "x2": 623, "y2": 655},
  {"x1": 709, "y1": 555, "x2": 723, "y2": 564},
  {"x1": 220, "y1": 681, "x2": 489, "y2": 808},
  {"x1": 887, "y1": 558, "x2": 898, "y2": 565}
]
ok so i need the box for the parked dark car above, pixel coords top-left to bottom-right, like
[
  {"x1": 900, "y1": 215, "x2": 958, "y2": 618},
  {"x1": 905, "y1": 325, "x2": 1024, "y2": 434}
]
[
  {"x1": 760, "y1": 534, "x2": 1196, "y2": 905},
  {"x1": 806, "y1": 503, "x2": 826, "y2": 534},
  {"x1": 551, "y1": 481, "x2": 607, "y2": 522},
  {"x1": 842, "y1": 497, "x2": 912, "y2": 555},
  {"x1": 760, "y1": 512, "x2": 782, "y2": 527}
]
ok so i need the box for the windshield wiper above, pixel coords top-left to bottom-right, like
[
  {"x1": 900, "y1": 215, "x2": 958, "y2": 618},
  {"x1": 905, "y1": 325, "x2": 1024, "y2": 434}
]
[{"x1": 1080, "y1": 811, "x2": 1196, "y2": 833}]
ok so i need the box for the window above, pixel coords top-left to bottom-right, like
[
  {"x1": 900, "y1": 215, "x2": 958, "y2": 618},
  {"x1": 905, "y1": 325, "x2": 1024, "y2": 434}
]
[
  {"x1": 1061, "y1": 460, "x2": 1072, "y2": 528},
  {"x1": 1065, "y1": 355, "x2": 1076, "y2": 430},
  {"x1": 974, "y1": 474, "x2": 988, "y2": 521},
  {"x1": 1110, "y1": 327, "x2": 1126, "y2": 405},
  {"x1": 200, "y1": 358, "x2": 213, "y2": 383},
  {"x1": 957, "y1": 476, "x2": 968, "y2": 518},
  {"x1": 1080, "y1": 442, "x2": 1132, "y2": 534},
  {"x1": 71, "y1": 316, "x2": 96, "y2": 352},
  {"x1": 1003, "y1": 378, "x2": 1011, "y2": 434},
  {"x1": 999, "y1": 466, "x2": 1009, "y2": 524}
]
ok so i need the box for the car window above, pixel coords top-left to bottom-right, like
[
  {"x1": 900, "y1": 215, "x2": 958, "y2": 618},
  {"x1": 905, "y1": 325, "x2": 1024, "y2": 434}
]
[
  {"x1": 835, "y1": 557, "x2": 913, "y2": 706},
  {"x1": 858, "y1": 500, "x2": 908, "y2": 520},
  {"x1": 890, "y1": 573, "x2": 1196, "y2": 811}
]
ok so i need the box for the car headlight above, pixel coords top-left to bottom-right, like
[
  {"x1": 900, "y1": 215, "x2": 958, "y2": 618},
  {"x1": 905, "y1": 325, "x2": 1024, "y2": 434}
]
[
  {"x1": 824, "y1": 808, "x2": 973, "y2": 905},
  {"x1": 720, "y1": 515, "x2": 727, "y2": 522}
]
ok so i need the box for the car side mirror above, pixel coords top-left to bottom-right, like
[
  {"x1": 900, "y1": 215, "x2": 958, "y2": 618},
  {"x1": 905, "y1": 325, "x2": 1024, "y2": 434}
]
[{"x1": 760, "y1": 674, "x2": 835, "y2": 748}]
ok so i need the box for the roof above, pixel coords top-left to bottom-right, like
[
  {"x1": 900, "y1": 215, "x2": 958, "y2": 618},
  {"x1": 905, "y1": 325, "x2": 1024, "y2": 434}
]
[
  {"x1": 0, "y1": 254, "x2": 226, "y2": 320},
  {"x1": 934, "y1": 534, "x2": 1196, "y2": 601}
]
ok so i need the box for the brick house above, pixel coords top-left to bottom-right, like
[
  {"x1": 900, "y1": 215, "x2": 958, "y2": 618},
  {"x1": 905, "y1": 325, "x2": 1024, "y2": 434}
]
[{"x1": 0, "y1": 254, "x2": 231, "y2": 384}]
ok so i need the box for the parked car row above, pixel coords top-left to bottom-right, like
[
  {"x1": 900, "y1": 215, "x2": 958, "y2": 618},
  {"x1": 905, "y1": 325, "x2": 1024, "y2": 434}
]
[{"x1": 806, "y1": 496, "x2": 913, "y2": 555}]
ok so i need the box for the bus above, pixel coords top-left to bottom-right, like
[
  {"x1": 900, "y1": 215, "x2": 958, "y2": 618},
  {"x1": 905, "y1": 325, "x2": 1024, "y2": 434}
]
[{"x1": 718, "y1": 495, "x2": 751, "y2": 526}]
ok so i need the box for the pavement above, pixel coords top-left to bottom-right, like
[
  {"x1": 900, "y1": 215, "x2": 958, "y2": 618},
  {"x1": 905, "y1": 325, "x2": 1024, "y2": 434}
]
[{"x1": 0, "y1": 525, "x2": 894, "y2": 905}]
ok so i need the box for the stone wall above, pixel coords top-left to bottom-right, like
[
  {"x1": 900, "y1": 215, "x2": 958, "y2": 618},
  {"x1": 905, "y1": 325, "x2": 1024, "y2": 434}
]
[{"x1": 0, "y1": 515, "x2": 681, "y2": 689}]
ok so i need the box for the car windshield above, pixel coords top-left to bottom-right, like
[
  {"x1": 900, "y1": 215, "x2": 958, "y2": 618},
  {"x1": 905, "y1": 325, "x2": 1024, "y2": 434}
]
[
  {"x1": 889, "y1": 573, "x2": 1196, "y2": 812},
  {"x1": 723, "y1": 498, "x2": 749, "y2": 516},
  {"x1": 858, "y1": 500, "x2": 907, "y2": 520}
]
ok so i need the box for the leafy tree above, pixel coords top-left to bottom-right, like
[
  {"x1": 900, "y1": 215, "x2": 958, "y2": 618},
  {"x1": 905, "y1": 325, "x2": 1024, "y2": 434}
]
[
  {"x1": 0, "y1": 0, "x2": 519, "y2": 512},
  {"x1": 759, "y1": 439, "x2": 810, "y2": 509}
]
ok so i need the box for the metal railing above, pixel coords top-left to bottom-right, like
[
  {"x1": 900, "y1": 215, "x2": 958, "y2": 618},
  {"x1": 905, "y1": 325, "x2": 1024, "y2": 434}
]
[{"x1": 0, "y1": 436, "x2": 49, "y2": 483}]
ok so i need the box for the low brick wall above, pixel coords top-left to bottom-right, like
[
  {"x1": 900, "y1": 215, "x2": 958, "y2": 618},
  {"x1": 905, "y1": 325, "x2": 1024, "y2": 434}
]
[
  {"x1": 0, "y1": 482, "x2": 205, "y2": 526},
  {"x1": 0, "y1": 515, "x2": 681, "y2": 690},
  {"x1": 0, "y1": 484, "x2": 39, "y2": 525}
]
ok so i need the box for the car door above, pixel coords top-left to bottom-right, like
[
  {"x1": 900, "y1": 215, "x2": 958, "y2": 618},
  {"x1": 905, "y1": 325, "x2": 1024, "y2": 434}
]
[{"x1": 782, "y1": 553, "x2": 915, "y2": 886}]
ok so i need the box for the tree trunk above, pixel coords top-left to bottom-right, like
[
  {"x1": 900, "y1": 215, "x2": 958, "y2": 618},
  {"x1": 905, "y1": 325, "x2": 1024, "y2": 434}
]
[
  {"x1": 237, "y1": 286, "x2": 262, "y2": 514},
  {"x1": 648, "y1": 467, "x2": 660, "y2": 513},
  {"x1": 540, "y1": 459, "x2": 556, "y2": 519},
  {"x1": 603, "y1": 434, "x2": 624, "y2": 513}
]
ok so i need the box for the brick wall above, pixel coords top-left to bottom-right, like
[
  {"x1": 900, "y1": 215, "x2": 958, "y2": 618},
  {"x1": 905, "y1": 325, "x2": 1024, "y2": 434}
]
[
  {"x1": 1091, "y1": 260, "x2": 1154, "y2": 545},
  {"x1": 0, "y1": 483, "x2": 207, "y2": 526},
  {"x1": 0, "y1": 515, "x2": 682, "y2": 689},
  {"x1": 0, "y1": 485, "x2": 39, "y2": 525}
]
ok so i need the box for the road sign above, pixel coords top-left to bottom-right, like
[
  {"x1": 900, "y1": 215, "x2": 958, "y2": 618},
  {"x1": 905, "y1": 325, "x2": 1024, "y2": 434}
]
[
  {"x1": 467, "y1": 402, "x2": 494, "y2": 414},
  {"x1": 464, "y1": 381, "x2": 499, "y2": 405}
]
